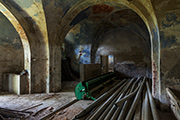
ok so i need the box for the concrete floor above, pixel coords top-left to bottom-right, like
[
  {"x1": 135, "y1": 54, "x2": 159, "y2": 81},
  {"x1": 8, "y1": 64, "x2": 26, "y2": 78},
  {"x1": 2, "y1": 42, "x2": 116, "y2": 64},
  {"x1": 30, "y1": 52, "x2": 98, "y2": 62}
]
[
  {"x1": 0, "y1": 81, "x2": 177, "y2": 120},
  {"x1": 0, "y1": 81, "x2": 94, "y2": 120},
  {"x1": 0, "y1": 92, "x2": 92, "y2": 120}
]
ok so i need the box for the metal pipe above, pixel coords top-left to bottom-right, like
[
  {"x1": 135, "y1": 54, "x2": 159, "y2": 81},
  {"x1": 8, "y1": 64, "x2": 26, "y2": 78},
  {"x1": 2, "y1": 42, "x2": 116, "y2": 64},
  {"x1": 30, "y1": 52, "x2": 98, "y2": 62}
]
[
  {"x1": 97, "y1": 80, "x2": 130, "y2": 120},
  {"x1": 84, "y1": 100, "x2": 106, "y2": 120},
  {"x1": 103, "y1": 86, "x2": 130, "y2": 120},
  {"x1": 90, "y1": 78, "x2": 112, "y2": 93},
  {"x1": 115, "y1": 82, "x2": 140, "y2": 106},
  {"x1": 144, "y1": 91, "x2": 150, "y2": 120},
  {"x1": 125, "y1": 77, "x2": 146, "y2": 120},
  {"x1": 146, "y1": 81, "x2": 160, "y2": 120},
  {"x1": 88, "y1": 79, "x2": 129, "y2": 120},
  {"x1": 112, "y1": 89, "x2": 131, "y2": 120},
  {"x1": 141, "y1": 86, "x2": 146, "y2": 120},
  {"x1": 104, "y1": 78, "x2": 136, "y2": 120},
  {"x1": 98, "y1": 78, "x2": 136, "y2": 120},
  {"x1": 74, "y1": 79, "x2": 126, "y2": 119},
  {"x1": 115, "y1": 77, "x2": 142, "y2": 106},
  {"x1": 133, "y1": 96, "x2": 142, "y2": 120},
  {"x1": 117, "y1": 77, "x2": 141, "y2": 120}
]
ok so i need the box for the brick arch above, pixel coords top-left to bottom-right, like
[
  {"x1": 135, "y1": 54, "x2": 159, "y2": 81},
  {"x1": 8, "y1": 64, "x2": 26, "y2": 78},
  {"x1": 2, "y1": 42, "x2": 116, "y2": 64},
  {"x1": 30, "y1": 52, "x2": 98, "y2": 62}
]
[{"x1": 0, "y1": 2, "x2": 31, "y2": 93}]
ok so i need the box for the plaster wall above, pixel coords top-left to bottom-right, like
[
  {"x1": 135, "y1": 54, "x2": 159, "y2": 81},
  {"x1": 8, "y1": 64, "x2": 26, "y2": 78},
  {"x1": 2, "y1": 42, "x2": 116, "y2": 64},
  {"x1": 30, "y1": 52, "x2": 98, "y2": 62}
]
[
  {"x1": 96, "y1": 28, "x2": 151, "y2": 78},
  {"x1": 64, "y1": 8, "x2": 151, "y2": 76},
  {"x1": 64, "y1": 24, "x2": 151, "y2": 78},
  {"x1": 1, "y1": 0, "x2": 178, "y2": 107},
  {"x1": 0, "y1": 0, "x2": 50, "y2": 93},
  {"x1": 64, "y1": 20, "x2": 98, "y2": 73},
  {"x1": 0, "y1": 12, "x2": 23, "y2": 91},
  {"x1": 151, "y1": 0, "x2": 180, "y2": 105}
]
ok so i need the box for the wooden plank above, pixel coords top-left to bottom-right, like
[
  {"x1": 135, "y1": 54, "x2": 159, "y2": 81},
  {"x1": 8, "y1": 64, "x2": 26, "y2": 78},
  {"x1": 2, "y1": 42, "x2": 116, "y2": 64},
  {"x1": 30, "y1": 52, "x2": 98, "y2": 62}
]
[
  {"x1": 40, "y1": 99, "x2": 78, "y2": 120},
  {"x1": 166, "y1": 88, "x2": 180, "y2": 107},
  {"x1": 21, "y1": 103, "x2": 43, "y2": 111},
  {"x1": 167, "y1": 88, "x2": 180, "y2": 120}
]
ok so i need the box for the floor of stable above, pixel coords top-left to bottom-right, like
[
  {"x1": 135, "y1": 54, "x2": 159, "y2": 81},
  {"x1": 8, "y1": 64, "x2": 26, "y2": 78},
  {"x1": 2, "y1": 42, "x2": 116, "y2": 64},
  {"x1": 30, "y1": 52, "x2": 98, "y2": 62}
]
[{"x1": 0, "y1": 81, "x2": 177, "y2": 120}]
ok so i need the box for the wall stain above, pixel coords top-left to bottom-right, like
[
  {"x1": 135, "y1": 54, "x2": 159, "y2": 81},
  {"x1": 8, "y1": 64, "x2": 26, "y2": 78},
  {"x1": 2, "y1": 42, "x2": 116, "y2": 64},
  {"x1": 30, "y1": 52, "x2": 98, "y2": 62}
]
[
  {"x1": 70, "y1": 7, "x2": 91, "y2": 26},
  {"x1": 92, "y1": 4, "x2": 114, "y2": 14},
  {"x1": 0, "y1": 12, "x2": 22, "y2": 49},
  {"x1": 162, "y1": 13, "x2": 180, "y2": 28},
  {"x1": 34, "y1": 13, "x2": 38, "y2": 16},
  {"x1": 2, "y1": 0, "x2": 12, "y2": 9},
  {"x1": 166, "y1": 61, "x2": 180, "y2": 79},
  {"x1": 43, "y1": 0, "x2": 79, "y2": 18},
  {"x1": 160, "y1": 31, "x2": 179, "y2": 49}
]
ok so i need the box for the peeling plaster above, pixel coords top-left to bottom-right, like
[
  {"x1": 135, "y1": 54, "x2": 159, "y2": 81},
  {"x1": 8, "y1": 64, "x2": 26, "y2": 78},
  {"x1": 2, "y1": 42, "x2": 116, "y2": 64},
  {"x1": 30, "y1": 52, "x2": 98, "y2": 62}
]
[
  {"x1": 70, "y1": 7, "x2": 91, "y2": 26},
  {"x1": 0, "y1": 0, "x2": 167, "y2": 103},
  {"x1": 160, "y1": 31, "x2": 179, "y2": 49},
  {"x1": 58, "y1": 0, "x2": 160, "y2": 101},
  {"x1": 162, "y1": 13, "x2": 180, "y2": 28},
  {"x1": 0, "y1": 2, "x2": 31, "y2": 73}
]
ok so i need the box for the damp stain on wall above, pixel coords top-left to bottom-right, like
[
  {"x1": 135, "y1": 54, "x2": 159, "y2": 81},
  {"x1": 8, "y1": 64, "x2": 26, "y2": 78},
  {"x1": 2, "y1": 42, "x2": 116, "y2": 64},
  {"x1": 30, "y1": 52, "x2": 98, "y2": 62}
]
[
  {"x1": 43, "y1": 0, "x2": 80, "y2": 18},
  {"x1": 0, "y1": 10, "x2": 24, "y2": 90},
  {"x1": 162, "y1": 13, "x2": 180, "y2": 28},
  {"x1": 0, "y1": 12, "x2": 22, "y2": 49},
  {"x1": 160, "y1": 31, "x2": 179, "y2": 49},
  {"x1": 92, "y1": 4, "x2": 114, "y2": 14},
  {"x1": 70, "y1": 7, "x2": 91, "y2": 26}
]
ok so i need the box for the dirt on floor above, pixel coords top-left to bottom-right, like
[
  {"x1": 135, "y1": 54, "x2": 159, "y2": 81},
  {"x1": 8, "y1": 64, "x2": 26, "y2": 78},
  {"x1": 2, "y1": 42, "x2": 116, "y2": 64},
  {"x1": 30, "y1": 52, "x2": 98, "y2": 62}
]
[
  {"x1": 0, "y1": 81, "x2": 94, "y2": 120},
  {"x1": 0, "y1": 81, "x2": 178, "y2": 120},
  {"x1": 51, "y1": 100, "x2": 92, "y2": 120},
  {"x1": 0, "y1": 91, "x2": 92, "y2": 120}
]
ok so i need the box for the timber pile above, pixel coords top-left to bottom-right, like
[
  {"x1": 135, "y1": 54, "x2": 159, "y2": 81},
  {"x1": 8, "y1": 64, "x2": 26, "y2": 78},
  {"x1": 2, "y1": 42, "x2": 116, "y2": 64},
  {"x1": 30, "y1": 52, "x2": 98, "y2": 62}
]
[{"x1": 73, "y1": 77, "x2": 160, "y2": 120}]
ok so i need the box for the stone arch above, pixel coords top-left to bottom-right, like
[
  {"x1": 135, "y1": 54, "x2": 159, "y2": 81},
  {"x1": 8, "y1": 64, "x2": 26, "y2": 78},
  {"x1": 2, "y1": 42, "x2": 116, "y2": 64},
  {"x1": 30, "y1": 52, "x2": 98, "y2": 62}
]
[
  {"x1": 0, "y1": 2, "x2": 31, "y2": 93},
  {"x1": 54, "y1": 0, "x2": 161, "y2": 100},
  {"x1": 0, "y1": 1, "x2": 50, "y2": 94}
]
